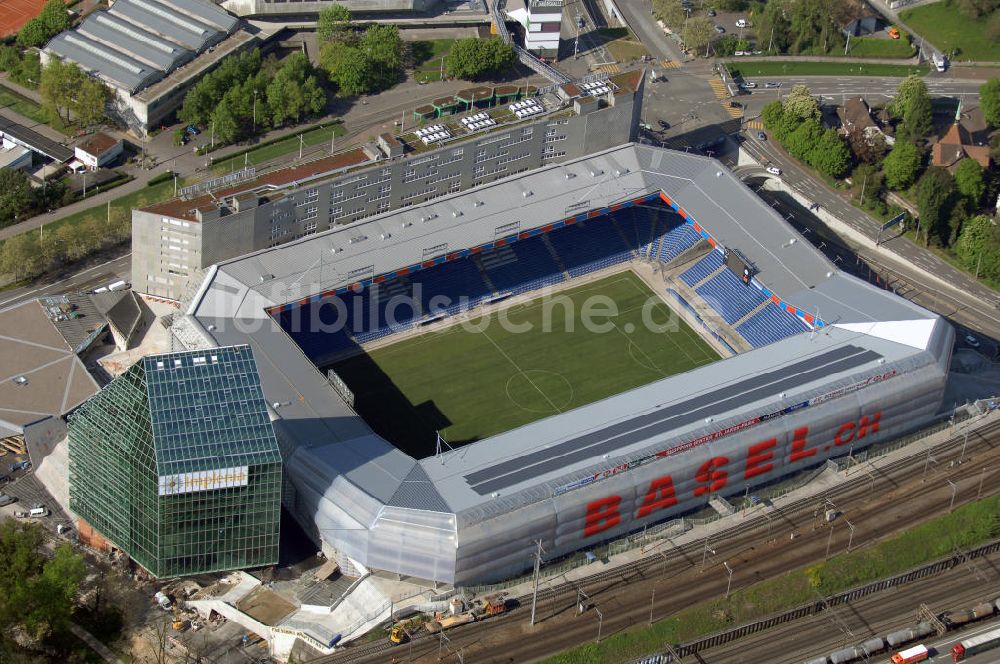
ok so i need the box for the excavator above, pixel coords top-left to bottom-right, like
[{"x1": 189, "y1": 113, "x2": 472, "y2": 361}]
[{"x1": 389, "y1": 625, "x2": 409, "y2": 645}]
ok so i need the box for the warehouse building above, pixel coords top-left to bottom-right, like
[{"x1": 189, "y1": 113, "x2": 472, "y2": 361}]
[
  {"x1": 132, "y1": 70, "x2": 643, "y2": 301},
  {"x1": 43, "y1": 0, "x2": 253, "y2": 135},
  {"x1": 67, "y1": 345, "x2": 282, "y2": 578}
]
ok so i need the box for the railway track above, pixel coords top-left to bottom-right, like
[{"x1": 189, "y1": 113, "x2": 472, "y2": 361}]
[{"x1": 313, "y1": 415, "x2": 1000, "y2": 663}]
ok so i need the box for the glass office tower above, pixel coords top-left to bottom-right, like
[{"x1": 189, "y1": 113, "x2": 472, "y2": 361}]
[{"x1": 68, "y1": 345, "x2": 282, "y2": 577}]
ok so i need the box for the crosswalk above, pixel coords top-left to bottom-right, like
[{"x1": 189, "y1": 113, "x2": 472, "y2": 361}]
[
  {"x1": 591, "y1": 63, "x2": 621, "y2": 74},
  {"x1": 745, "y1": 119, "x2": 765, "y2": 130},
  {"x1": 723, "y1": 104, "x2": 743, "y2": 119},
  {"x1": 708, "y1": 79, "x2": 728, "y2": 99},
  {"x1": 659, "y1": 59, "x2": 680, "y2": 69}
]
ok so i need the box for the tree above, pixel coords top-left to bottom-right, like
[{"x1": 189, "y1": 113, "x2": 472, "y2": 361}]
[
  {"x1": 846, "y1": 128, "x2": 888, "y2": 165},
  {"x1": 178, "y1": 49, "x2": 262, "y2": 128},
  {"x1": 359, "y1": 24, "x2": 403, "y2": 90},
  {"x1": 266, "y1": 53, "x2": 325, "y2": 125},
  {"x1": 786, "y1": 0, "x2": 846, "y2": 54},
  {"x1": 954, "y1": 157, "x2": 986, "y2": 210},
  {"x1": 988, "y1": 11, "x2": 1000, "y2": 43},
  {"x1": 850, "y1": 163, "x2": 884, "y2": 210},
  {"x1": 317, "y1": 4, "x2": 352, "y2": 43},
  {"x1": 445, "y1": 38, "x2": 516, "y2": 80},
  {"x1": 901, "y1": 85, "x2": 933, "y2": 139},
  {"x1": 808, "y1": 129, "x2": 852, "y2": 178},
  {"x1": 40, "y1": 58, "x2": 84, "y2": 124},
  {"x1": 882, "y1": 140, "x2": 922, "y2": 190},
  {"x1": 0, "y1": 45, "x2": 20, "y2": 73},
  {"x1": 321, "y1": 44, "x2": 372, "y2": 96},
  {"x1": 12, "y1": 51, "x2": 42, "y2": 88},
  {"x1": 0, "y1": 168, "x2": 35, "y2": 227},
  {"x1": 955, "y1": 214, "x2": 1000, "y2": 279},
  {"x1": 754, "y1": 0, "x2": 790, "y2": 53},
  {"x1": 16, "y1": 18, "x2": 50, "y2": 48},
  {"x1": 981, "y1": 78, "x2": 1000, "y2": 128},
  {"x1": 956, "y1": 0, "x2": 997, "y2": 17},
  {"x1": 785, "y1": 118, "x2": 822, "y2": 161},
  {"x1": 888, "y1": 75, "x2": 929, "y2": 118},
  {"x1": 0, "y1": 232, "x2": 43, "y2": 280},
  {"x1": 915, "y1": 166, "x2": 956, "y2": 246},
  {"x1": 782, "y1": 84, "x2": 820, "y2": 121},
  {"x1": 39, "y1": 0, "x2": 71, "y2": 34},
  {"x1": 653, "y1": 0, "x2": 686, "y2": 28},
  {"x1": 682, "y1": 16, "x2": 715, "y2": 55},
  {"x1": 71, "y1": 75, "x2": 109, "y2": 127}
]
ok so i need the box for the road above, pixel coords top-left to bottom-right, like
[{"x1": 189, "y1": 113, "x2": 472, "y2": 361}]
[
  {"x1": 737, "y1": 134, "x2": 1000, "y2": 340},
  {"x1": 320, "y1": 418, "x2": 1000, "y2": 664},
  {"x1": 613, "y1": 0, "x2": 686, "y2": 62},
  {"x1": 0, "y1": 250, "x2": 131, "y2": 310}
]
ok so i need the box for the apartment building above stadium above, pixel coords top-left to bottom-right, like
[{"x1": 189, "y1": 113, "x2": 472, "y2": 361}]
[
  {"x1": 133, "y1": 71, "x2": 643, "y2": 301},
  {"x1": 170, "y1": 142, "x2": 952, "y2": 584}
]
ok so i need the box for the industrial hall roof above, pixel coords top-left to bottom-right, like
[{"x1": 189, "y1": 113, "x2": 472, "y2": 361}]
[{"x1": 45, "y1": 0, "x2": 237, "y2": 93}]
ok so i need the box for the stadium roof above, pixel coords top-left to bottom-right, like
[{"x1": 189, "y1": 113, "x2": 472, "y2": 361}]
[
  {"x1": 180, "y1": 142, "x2": 941, "y2": 516},
  {"x1": 45, "y1": 0, "x2": 236, "y2": 94}
]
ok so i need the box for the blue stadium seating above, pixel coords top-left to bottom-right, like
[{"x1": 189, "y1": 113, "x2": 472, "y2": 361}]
[
  {"x1": 410, "y1": 258, "x2": 493, "y2": 317},
  {"x1": 680, "y1": 250, "x2": 725, "y2": 287},
  {"x1": 695, "y1": 269, "x2": 768, "y2": 324},
  {"x1": 546, "y1": 220, "x2": 632, "y2": 278},
  {"x1": 483, "y1": 241, "x2": 565, "y2": 295},
  {"x1": 736, "y1": 302, "x2": 810, "y2": 348},
  {"x1": 657, "y1": 225, "x2": 701, "y2": 263}
]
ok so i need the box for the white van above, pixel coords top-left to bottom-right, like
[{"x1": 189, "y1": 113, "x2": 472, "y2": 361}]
[
  {"x1": 736, "y1": 18, "x2": 748, "y2": 28},
  {"x1": 29, "y1": 505, "x2": 48, "y2": 517}
]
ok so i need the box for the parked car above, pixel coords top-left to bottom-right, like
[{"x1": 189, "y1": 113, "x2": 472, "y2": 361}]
[
  {"x1": 0, "y1": 495, "x2": 16, "y2": 507},
  {"x1": 736, "y1": 18, "x2": 748, "y2": 27},
  {"x1": 185, "y1": 125, "x2": 200, "y2": 136},
  {"x1": 766, "y1": 165, "x2": 782, "y2": 175},
  {"x1": 888, "y1": 26, "x2": 900, "y2": 39},
  {"x1": 765, "y1": 81, "x2": 781, "y2": 88},
  {"x1": 966, "y1": 334, "x2": 981, "y2": 348},
  {"x1": 729, "y1": 101, "x2": 743, "y2": 108},
  {"x1": 756, "y1": 131, "x2": 767, "y2": 140},
  {"x1": 742, "y1": 81, "x2": 758, "y2": 89},
  {"x1": 714, "y1": 24, "x2": 725, "y2": 33},
  {"x1": 706, "y1": 8, "x2": 716, "y2": 16},
  {"x1": 9, "y1": 460, "x2": 30, "y2": 472}
]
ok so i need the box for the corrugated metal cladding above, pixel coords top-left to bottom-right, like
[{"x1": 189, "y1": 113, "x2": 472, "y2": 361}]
[
  {"x1": 187, "y1": 143, "x2": 954, "y2": 585},
  {"x1": 44, "y1": 0, "x2": 236, "y2": 94}
]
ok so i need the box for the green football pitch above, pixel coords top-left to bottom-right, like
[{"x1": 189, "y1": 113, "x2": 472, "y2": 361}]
[{"x1": 331, "y1": 271, "x2": 720, "y2": 457}]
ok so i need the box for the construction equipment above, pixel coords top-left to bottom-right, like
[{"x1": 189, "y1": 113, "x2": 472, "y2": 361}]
[
  {"x1": 389, "y1": 625, "x2": 408, "y2": 644},
  {"x1": 172, "y1": 606, "x2": 186, "y2": 631},
  {"x1": 476, "y1": 593, "x2": 508, "y2": 618}
]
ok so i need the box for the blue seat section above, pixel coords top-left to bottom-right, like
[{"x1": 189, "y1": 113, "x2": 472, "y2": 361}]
[
  {"x1": 546, "y1": 220, "x2": 632, "y2": 278},
  {"x1": 340, "y1": 281, "x2": 419, "y2": 344},
  {"x1": 484, "y1": 241, "x2": 565, "y2": 295},
  {"x1": 695, "y1": 268, "x2": 768, "y2": 324},
  {"x1": 657, "y1": 224, "x2": 701, "y2": 263},
  {"x1": 679, "y1": 249, "x2": 725, "y2": 287},
  {"x1": 736, "y1": 302, "x2": 810, "y2": 348},
  {"x1": 410, "y1": 258, "x2": 492, "y2": 317},
  {"x1": 276, "y1": 303, "x2": 355, "y2": 362},
  {"x1": 614, "y1": 210, "x2": 645, "y2": 253}
]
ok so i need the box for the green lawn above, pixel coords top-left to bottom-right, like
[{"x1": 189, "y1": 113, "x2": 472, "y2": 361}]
[
  {"x1": 0, "y1": 84, "x2": 70, "y2": 135},
  {"x1": 542, "y1": 491, "x2": 1000, "y2": 664},
  {"x1": 598, "y1": 28, "x2": 650, "y2": 63},
  {"x1": 901, "y1": 3, "x2": 1000, "y2": 61},
  {"x1": 728, "y1": 61, "x2": 929, "y2": 77},
  {"x1": 332, "y1": 271, "x2": 719, "y2": 456},
  {"x1": 210, "y1": 123, "x2": 345, "y2": 175},
  {"x1": 843, "y1": 36, "x2": 916, "y2": 59},
  {"x1": 411, "y1": 39, "x2": 454, "y2": 83}
]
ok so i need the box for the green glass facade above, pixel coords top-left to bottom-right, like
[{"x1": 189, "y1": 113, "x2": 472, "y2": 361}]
[{"x1": 68, "y1": 345, "x2": 282, "y2": 578}]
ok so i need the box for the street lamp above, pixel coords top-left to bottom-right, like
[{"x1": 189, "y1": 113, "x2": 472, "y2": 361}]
[
  {"x1": 948, "y1": 480, "x2": 958, "y2": 513},
  {"x1": 252, "y1": 89, "x2": 259, "y2": 133},
  {"x1": 845, "y1": 519, "x2": 855, "y2": 553},
  {"x1": 700, "y1": 539, "x2": 716, "y2": 570},
  {"x1": 723, "y1": 561, "x2": 733, "y2": 599}
]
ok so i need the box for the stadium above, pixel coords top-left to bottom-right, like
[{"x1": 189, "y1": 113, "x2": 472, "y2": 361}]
[{"x1": 171, "y1": 142, "x2": 953, "y2": 585}]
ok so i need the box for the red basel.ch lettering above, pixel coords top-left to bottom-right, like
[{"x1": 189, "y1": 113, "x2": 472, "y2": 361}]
[
  {"x1": 744, "y1": 438, "x2": 776, "y2": 480},
  {"x1": 637, "y1": 475, "x2": 678, "y2": 518},
  {"x1": 693, "y1": 456, "x2": 729, "y2": 496},
  {"x1": 584, "y1": 495, "x2": 621, "y2": 537},
  {"x1": 788, "y1": 426, "x2": 814, "y2": 462},
  {"x1": 835, "y1": 411, "x2": 882, "y2": 446}
]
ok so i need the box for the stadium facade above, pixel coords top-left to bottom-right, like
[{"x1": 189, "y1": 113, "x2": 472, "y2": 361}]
[
  {"x1": 67, "y1": 346, "x2": 282, "y2": 577},
  {"x1": 164, "y1": 142, "x2": 952, "y2": 585},
  {"x1": 132, "y1": 72, "x2": 643, "y2": 301}
]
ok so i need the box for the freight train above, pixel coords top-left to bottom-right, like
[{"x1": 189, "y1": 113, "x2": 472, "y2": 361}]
[{"x1": 804, "y1": 598, "x2": 1000, "y2": 664}]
